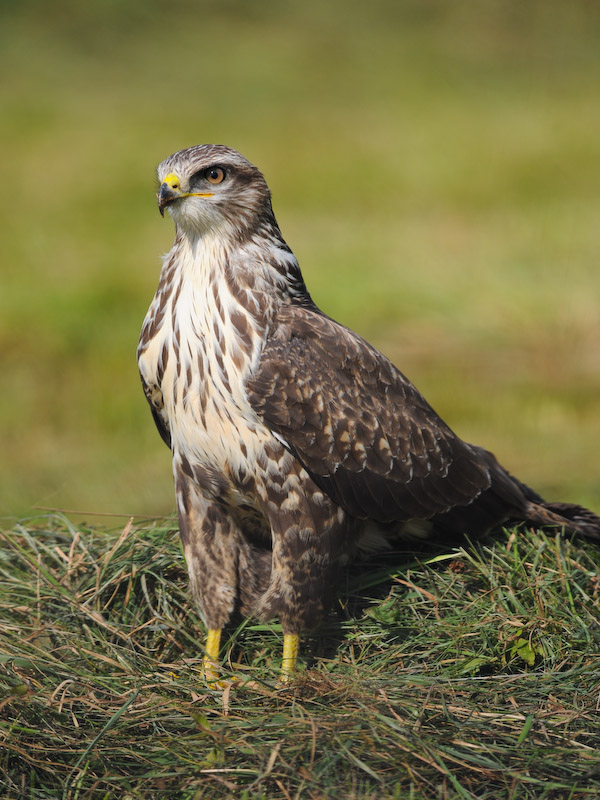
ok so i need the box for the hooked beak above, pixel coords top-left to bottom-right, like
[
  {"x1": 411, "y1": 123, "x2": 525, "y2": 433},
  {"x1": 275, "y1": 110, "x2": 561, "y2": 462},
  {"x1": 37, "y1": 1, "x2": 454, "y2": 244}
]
[
  {"x1": 157, "y1": 172, "x2": 215, "y2": 217},
  {"x1": 157, "y1": 173, "x2": 182, "y2": 217}
]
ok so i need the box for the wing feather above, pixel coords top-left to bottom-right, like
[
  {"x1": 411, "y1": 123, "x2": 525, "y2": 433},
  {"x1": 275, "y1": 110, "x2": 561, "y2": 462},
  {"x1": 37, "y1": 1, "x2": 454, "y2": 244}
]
[
  {"x1": 140, "y1": 373, "x2": 171, "y2": 449},
  {"x1": 247, "y1": 305, "x2": 491, "y2": 523}
]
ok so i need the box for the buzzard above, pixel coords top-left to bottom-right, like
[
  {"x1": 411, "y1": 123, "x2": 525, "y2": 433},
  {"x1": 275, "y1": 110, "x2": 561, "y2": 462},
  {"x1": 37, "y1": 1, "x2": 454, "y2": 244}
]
[{"x1": 138, "y1": 144, "x2": 600, "y2": 682}]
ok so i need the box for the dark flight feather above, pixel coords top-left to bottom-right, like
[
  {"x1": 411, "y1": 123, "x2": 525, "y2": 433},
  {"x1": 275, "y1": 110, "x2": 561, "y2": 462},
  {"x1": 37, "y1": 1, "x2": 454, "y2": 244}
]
[
  {"x1": 247, "y1": 303, "x2": 600, "y2": 540},
  {"x1": 247, "y1": 304, "x2": 497, "y2": 524}
]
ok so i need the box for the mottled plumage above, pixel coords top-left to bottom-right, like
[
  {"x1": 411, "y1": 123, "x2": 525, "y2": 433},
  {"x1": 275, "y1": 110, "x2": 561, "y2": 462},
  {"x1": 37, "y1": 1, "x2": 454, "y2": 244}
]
[{"x1": 138, "y1": 144, "x2": 600, "y2": 679}]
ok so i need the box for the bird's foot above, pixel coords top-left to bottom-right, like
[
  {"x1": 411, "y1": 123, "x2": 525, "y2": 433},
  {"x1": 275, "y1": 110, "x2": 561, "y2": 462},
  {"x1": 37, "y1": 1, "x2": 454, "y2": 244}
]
[
  {"x1": 202, "y1": 627, "x2": 228, "y2": 688},
  {"x1": 278, "y1": 633, "x2": 299, "y2": 686}
]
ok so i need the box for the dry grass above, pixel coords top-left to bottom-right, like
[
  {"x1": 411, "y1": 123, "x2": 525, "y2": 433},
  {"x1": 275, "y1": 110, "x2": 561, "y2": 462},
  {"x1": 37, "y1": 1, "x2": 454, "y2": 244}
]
[{"x1": 1, "y1": 515, "x2": 600, "y2": 798}]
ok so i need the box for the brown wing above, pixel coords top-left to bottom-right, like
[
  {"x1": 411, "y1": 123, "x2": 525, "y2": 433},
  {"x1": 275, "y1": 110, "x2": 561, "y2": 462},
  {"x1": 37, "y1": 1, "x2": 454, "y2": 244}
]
[
  {"x1": 247, "y1": 305, "x2": 491, "y2": 523},
  {"x1": 140, "y1": 373, "x2": 171, "y2": 450}
]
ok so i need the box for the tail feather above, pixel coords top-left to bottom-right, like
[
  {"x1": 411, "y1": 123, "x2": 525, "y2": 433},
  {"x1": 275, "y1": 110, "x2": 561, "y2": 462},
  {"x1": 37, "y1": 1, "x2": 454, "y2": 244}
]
[
  {"x1": 477, "y1": 448, "x2": 600, "y2": 541},
  {"x1": 525, "y1": 501, "x2": 600, "y2": 541},
  {"x1": 430, "y1": 446, "x2": 600, "y2": 542}
]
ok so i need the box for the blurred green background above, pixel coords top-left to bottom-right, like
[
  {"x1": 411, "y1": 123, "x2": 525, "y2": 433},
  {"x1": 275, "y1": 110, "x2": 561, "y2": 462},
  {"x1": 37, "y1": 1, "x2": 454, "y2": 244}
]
[{"x1": 1, "y1": 0, "x2": 599, "y2": 519}]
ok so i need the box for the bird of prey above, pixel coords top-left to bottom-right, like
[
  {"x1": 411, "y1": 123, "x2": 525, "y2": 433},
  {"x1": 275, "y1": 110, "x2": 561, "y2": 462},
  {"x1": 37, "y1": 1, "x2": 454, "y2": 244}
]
[{"x1": 138, "y1": 144, "x2": 600, "y2": 682}]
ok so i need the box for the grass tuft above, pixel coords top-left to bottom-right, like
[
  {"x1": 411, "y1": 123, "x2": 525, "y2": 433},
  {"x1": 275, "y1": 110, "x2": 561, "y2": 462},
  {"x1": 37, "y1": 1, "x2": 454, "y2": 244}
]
[{"x1": 1, "y1": 516, "x2": 599, "y2": 798}]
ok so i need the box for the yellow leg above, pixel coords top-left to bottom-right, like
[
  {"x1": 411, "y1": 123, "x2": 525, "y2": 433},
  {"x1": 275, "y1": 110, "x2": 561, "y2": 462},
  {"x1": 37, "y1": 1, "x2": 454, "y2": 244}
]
[
  {"x1": 202, "y1": 628, "x2": 222, "y2": 684},
  {"x1": 280, "y1": 633, "x2": 300, "y2": 683}
]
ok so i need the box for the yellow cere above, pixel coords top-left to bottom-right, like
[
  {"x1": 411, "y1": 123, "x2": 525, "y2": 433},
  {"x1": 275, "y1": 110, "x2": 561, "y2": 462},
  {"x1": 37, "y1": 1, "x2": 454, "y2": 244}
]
[
  {"x1": 162, "y1": 172, "x2": 181, "y2": 190},
  {"x1": 161, "y1": 172, "x2": 214, "y2": 199}
]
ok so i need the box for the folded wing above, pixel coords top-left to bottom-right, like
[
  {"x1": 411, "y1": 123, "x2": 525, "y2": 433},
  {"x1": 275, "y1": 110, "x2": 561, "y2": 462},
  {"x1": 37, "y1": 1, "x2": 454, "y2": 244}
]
[{"x1": 247, "y1": 305, "x2": 492, "y2": 523}]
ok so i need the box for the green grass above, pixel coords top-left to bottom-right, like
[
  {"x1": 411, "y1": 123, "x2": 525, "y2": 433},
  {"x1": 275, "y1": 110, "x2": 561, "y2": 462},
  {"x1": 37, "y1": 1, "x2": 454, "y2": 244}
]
[
  {"x1": 1, "y1": 516, "x2": 600, "y2": 799},
  {"x1": 1, "y1": 0, "x2": 600, "y2": 515}
]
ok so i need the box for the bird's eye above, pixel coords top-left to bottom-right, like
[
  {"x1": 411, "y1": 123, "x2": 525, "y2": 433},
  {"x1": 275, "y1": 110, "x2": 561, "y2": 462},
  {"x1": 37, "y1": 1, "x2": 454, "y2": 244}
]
[{"x1": 205, "y1": 167, "x2": 226, "y2": 185}]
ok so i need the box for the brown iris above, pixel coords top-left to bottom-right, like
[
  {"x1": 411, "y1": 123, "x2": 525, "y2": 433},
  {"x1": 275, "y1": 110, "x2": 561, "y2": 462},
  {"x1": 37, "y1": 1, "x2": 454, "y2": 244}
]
[{"x1": 205, "y1": 167, "x2": 226, "y2": 185}]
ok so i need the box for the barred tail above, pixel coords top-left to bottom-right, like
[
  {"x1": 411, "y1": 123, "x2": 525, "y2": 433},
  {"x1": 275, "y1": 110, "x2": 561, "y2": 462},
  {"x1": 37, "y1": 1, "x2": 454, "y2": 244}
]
[{"x1": 525, "y1": 500, "x2": 600, "y2": 541}]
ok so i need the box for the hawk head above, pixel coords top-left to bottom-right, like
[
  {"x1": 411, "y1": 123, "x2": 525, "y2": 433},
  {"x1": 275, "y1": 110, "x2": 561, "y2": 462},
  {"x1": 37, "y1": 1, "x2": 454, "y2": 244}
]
[{"x1": 156, "y1": 144, "x2": 273, "y2": 238}]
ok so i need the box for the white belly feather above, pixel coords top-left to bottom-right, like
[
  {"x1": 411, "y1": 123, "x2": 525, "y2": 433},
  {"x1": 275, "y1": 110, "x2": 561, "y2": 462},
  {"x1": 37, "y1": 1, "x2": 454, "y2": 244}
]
[{"x1": 138, "y1": 233, "x2": 281, "y2": 492}]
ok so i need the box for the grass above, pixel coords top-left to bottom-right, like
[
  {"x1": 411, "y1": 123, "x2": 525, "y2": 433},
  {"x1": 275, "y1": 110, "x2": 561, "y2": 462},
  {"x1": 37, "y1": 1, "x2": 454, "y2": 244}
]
[
  {"x1": 1, "y1": 515, "x2": 600, "y2": 799},
  {"x1": 1, "y1": 0, "x2": 600, "y2": 515}
]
